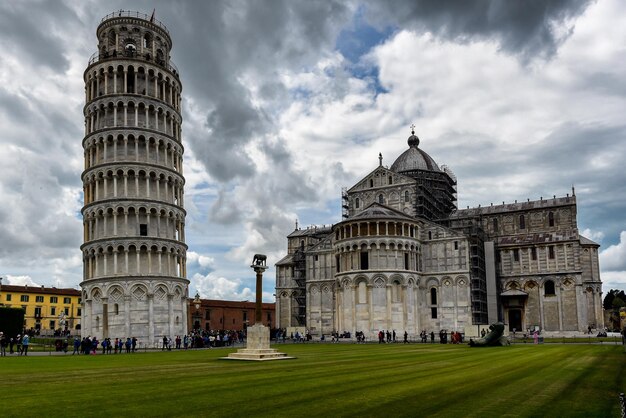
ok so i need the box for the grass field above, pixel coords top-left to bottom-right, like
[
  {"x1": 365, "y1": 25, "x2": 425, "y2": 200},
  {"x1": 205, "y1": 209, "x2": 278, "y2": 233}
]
[{"x1": 1, "y1": 343, "x2": 624, "y2": 417}]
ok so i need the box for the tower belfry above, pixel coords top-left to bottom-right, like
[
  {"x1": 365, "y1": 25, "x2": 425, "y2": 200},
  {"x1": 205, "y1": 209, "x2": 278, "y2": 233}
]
[{"x1": 80, "y1": 11, "x2": 188, "y2": 344}]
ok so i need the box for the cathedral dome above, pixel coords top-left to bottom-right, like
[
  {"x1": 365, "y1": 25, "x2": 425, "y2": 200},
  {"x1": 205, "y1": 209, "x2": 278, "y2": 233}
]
[{"x1": 390, "y1": 129, "x2": 441, "y2": 173}]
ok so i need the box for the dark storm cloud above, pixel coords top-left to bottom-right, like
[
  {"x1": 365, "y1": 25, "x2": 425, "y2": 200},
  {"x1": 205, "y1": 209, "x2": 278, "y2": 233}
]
[
  {"x1": 158, "y1": 1, "x2": 353, "y2": 182},
  {"x1": 533, "y1": 123, "x2": 626, "y2": 241},
  {"x1": 364, "y1": 0, "x2": 593, "y2": 61},
  {"x1": 446, "y1": 122, "x2": 626, "y2": 243},
  {"x1": 209, "y1": 188, "x2": 244, "y2": 225},
  {"x1": 0, "y1": 1, "x2": 80, "y2": 71},
  {"x1": 0, "y1": 89, "x2": 31, "y2": 122}
]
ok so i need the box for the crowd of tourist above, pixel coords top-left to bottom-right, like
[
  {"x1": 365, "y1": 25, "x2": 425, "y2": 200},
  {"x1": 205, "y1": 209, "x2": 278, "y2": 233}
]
[{"x1": 0, "y1": 332, "x2": 31, "y2": 356}]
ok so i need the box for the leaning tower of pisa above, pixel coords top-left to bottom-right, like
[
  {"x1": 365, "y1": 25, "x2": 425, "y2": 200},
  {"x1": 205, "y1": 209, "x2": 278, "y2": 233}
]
[{"x1": 80, "y1": 11, "x2": 188, "y2": 345}]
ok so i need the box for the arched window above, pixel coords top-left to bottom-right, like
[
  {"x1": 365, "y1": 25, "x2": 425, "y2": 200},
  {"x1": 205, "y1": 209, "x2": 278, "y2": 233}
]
[
  {"x1": 378, "y1": 194, "x2": 384, "y2": 204},
  {"x1": 357, "y1": 281, "x2": 367, "y2": 303},
  {"x1": 430, "y1": 287, "x2": 437, "y2": 305},
  {"x1": 404, "y1": 191, "x2": 409, "y2": 202},
  {"x1": 114, "y1": 303, "x2": 119, "y2": 315},
  {"x1": 143, "y1": 33, "x2": 152, "y2": 49},
  {"x1": 548, "y1": 211, "x2": 555, "y2": 227},
  {"x1": 388, "y1": 176, "x2": 393, "y2": 185},
  {"x1": 369, "y1": 179, "x2": 374, "y2": 187},
  {"x1": 392, "y1": 281, "x2": 401, "y2": 302},
  {"x1": 519, "y1": 214, "x2": 526, "y2": 230},
  {"x1": 355, "y1": 198, "x2": 360, "y2": 209},
  {"x1": 544, "y1": 280, "x2": 555, "y2": 296}
]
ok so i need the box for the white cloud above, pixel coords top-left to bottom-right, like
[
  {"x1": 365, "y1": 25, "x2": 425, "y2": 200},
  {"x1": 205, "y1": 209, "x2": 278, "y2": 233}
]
[
  {"x1": 192, "y1": 272, "x2": 255, "y2": 301},
  {"x1": 581, "y1": 228, "x2": 605, "y2": 244},
  {"x1": 5, "y1": 275, "x2": 40, "y2": 287},
  {"x1": 600, "y1": 231, "x2": 626, "y2": 271}
]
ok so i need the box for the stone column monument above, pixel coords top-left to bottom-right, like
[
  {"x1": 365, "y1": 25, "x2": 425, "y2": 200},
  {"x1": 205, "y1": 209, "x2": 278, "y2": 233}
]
[{"x1": 224, "y1": 254, "x2": 293, "y2": 361}]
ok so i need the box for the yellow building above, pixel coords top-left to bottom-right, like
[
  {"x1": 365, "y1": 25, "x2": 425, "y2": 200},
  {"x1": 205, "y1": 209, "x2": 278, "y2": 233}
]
[{"x1": 0, "y1": 284, "x2": 81, "y2": 335}]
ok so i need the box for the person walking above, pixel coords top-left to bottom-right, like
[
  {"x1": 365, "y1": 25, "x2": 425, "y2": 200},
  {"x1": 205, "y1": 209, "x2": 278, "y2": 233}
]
[
  {"x1": 72, "y1": 336, "x2": 80, "y2": 355},
  {"x1": 403, "y1": 331, "x2": 408, "y2": 344},
  {"x1": 0, "y1": 332, "x2": 7, "y2": 356},
  {"x1": 21, "y1": 334, "x2": 30, "y2": 356}
]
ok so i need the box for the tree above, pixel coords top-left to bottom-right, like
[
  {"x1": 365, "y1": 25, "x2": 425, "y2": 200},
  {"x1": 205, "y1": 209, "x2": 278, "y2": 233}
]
[
  {"x1": 0, "y1": 307, "x2": 25, "y2": 337},
  {"x1": 603, "y1": 289, "x2": 626, "y2": 310},
  {"x1": 612, "y1": 297, "x2": 625, "y2": 309}
]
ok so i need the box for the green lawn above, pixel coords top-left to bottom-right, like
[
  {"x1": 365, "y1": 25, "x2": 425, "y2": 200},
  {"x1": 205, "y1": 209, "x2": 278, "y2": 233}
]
[{"x1": 1, "y1": 343, "x2": 623, "y2": 417}]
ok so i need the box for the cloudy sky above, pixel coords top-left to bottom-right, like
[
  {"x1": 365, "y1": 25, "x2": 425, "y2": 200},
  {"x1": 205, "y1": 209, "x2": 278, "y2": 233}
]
[{"x1": 1, "y1": 0, "x2": 625, "y2": 300}]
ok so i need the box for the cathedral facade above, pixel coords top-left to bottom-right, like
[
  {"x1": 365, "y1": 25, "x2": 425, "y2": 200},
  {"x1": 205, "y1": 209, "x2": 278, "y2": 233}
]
[{"x1": 275, "y1": 130, "x2": 604, "y2": 338}]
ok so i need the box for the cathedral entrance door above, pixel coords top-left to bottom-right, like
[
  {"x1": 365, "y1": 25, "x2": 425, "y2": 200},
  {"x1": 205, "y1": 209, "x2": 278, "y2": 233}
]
[{"x1": 509, "y1": 309, "x2": 522, "y2": 332}]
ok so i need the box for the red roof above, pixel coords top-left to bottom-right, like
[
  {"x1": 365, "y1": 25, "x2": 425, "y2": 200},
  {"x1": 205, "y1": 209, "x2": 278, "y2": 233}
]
[{"x1": 0, "y1": 285, "x2": 81, "y2": 296}]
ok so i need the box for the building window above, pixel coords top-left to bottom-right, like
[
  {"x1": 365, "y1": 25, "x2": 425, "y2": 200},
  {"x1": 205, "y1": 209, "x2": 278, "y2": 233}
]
[
  {"x1": 114, "y1": 304, "x2": 119, "y2": 315},
  {"x1": 531, "y1": 248, "x2": 537, "y2": 260},
  {"x1": 336, "y1": 255, "x2": 340, "y2": 273},
  {"x1": 36, "y1": 296, "x2": 44, "y2": 303},
  {"x1": 51, "y1": 307, "x2": 56, "y2": 316},
  {"x1": 64, "y1": 307, "x2": 70, "y2": 315},
  {"x1": 243, "y1": 311, "x2": 247, "y2": 322},
  {"x1": 64, "y1": 297, "x2": 71, "y2": 304},
  {"x1": 404, "y1": 191, "x2": 409, "y2": 202},
  {"x1": 513, "y1": 249, "x2": 519, "y2": 262},
  {"x1": 205, "y1": 310, "x2": 211, "y2": 320},
  {"x1": 430, "y1": 288, "x2": 437, "y2": 305},
  {"x1": 431, "y1": 307, "x2": 437, "y2": 319},
  {"x1": 519, "y1": 215, "x2": 526, "y2": 230},
  {"x1": 20, "y1": 295, "x2": 29, "y2": 302},
  {"x1": 548, "y1": 211, "x2": 555, "y2": 227},
  {"x1": 49, "y1": 320, "x2": 55, "y2": 329},
  {"x1": 388, "y1": 176, "x2": 392, "y2": 185},
  {"x1": 355, "y1": 198, "x2": 360, "y2": 209},
  {"x1": 34, "y1": 307, "x2": 42, "y2": 317},
  {"x1": 378, "y1": 194, "x2": 384, "y2": 204},
  {"x1": 360, "y1": 251, "x2": 369, "y2": 270},
  {"x1": 50, "y1": 296, "x2": 58, "y2": 304},
  {"x1": 549, "y1": 246, "x2": 555, "y2": 259},
  {"x1": 428, "y1": 231, "x2": 432, "y2": 240},
  {"x1": 544, "y1": 280, "x2": 555, "y2": 296},
  {"x1": 314, "y1": 255, "x2": 319, "y2": 261},
  {"x1": 369, "y1": 179, "x2": 374, "y2": 187},
  {"x1": 5, "y1": 294, "x2": 11, "y2": 301},
  {"x1": 493, "y1": 218, "x2": 498, "y2": 231},
  {"x1": 140, "y1": 224, "x2": 148, "y2": 236},
  {"x1": 77, "y1": 308, "x2": 82, "y2": 316},
  {"x1": 454, "y1": 241, "x2": 458, "y2": 250},
  {"x1": 404, "y1": 253, "x2": 409, "y2": 270}
]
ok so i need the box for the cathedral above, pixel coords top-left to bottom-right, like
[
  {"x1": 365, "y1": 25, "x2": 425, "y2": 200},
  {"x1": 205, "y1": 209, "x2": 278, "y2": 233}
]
[{"x1": 275, "y1": 129, "x2": 604, "y2": 338}]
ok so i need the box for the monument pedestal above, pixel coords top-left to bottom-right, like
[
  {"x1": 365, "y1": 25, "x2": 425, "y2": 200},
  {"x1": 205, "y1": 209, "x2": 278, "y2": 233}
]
[{"x1": 223, "y1": 324, "x2": 294, "y2": 361}]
